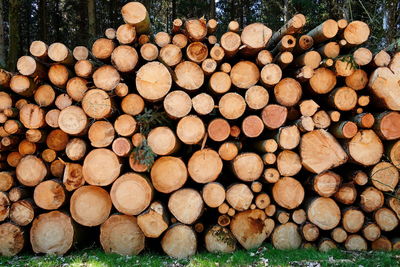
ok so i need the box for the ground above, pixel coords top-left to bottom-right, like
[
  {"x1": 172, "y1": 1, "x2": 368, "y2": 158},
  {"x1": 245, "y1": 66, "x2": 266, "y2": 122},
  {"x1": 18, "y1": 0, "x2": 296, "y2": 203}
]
[{"x1": 1, "y1": 245, "x2": 400, "y2": 267}]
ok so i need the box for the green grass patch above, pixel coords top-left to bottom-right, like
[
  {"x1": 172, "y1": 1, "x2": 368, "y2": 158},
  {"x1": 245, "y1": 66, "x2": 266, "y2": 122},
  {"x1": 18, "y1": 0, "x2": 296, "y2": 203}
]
[{"x1": 1, "y1": 245, "x2": 400, "y2": 267}]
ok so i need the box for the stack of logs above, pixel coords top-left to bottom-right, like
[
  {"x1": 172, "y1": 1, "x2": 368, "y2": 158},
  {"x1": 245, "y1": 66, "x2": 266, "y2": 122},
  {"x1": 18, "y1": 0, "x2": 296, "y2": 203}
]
[{"x1": 1, "y1": 1, "x2": 400, "y2": 258}]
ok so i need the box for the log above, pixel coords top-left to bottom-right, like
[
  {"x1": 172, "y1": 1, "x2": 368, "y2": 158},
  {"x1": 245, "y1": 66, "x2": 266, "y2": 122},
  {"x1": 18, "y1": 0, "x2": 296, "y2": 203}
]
[
  {"x1": 30, "y1": 40, "x2": 48, "y2": 59},
  {"x1": 209, "y1": 71, "x2": 231, "y2": 94},
  {"x1": 140, "y1": 43, "x2": 159, "y2": 61},
  {"x1": 318, "y1": 239, "x2": 337, "y2": 251},
  {"x1": 313, "y1": 110, "x2": 331, "y2": 129},
  {"x1": 360, "y1": 187, "x2": 384, "y2": 212},
  {"x1": 230, "y1": 61, "x2": 260, "y2": 89},
  {"x1": 274, "y1": 78, "x2": 302, "y2": 107},
  {"x1": 150, "y1": 156, "x2": 187, "y2": 193},
  {"x1": 114, "y1": 83, "x2": 129, "y2": 97},
  {"x1": 272, "y1": 222, "x2": 302, "y2": 250},
  {"x1": 202, "y1": 182, "x2": 225, "y2": 208},
  {"x1": 353, "y1": 47, "x2": 372, "y2": 66},
  {"x1": 268, "y1": 14, "x2": 306, "y2": 47},
  {"x1": 0, "y1": 191, "x2": 9, "y2": 222},
  {"x1": 112, "y1": 137, "x2": 131, "y2": 157},
  {"x1": 50, "y1": 159, "x2": 65, "y2": 178},
  {"x1": 261, "y1": 104, "x2": 288, "y2": 129},
  {"x1": 147, "y1": 126, "x2": 179, "y2": 156},
  {"x1": 188, "y1": 149, "x2": 223, "y2": 183},
  {"x1": 335, "y1": 58, "x2": 355, "y2": 77},
  {"x1": 0, "y1": 172, "x2": 14, "y2": 192},
  {"x1": 16, "y1": 155, "x2": 47, "y2": 186},
  {"x1": 172, "y1": 34, "x2": 188, "y2": 48},
  {"x1": 186, "y1": 42, "x2": 208, "y2": 63},
  {"x1": 294, "y1": 51, "x2": 321, "y2": 69},
  {"x1": 0, "y1": 223, "x2": 25, "y2": 256},
  {"x1": 309, "y1": 67, "x2": 336, "y2": 94},
  {"x1": 329, "y1": 87, "x2": 358, "y2": 111},
  {"x1": 300, "y1": 130, "x2": 348, "y2": 173},
  {"x1": 299, "y1": 100, "x2": 319, "y2": 116},
  {"x1": 10, "y1": 199, "x2": 35, "y2": 226},
  {"x1": 255, "y1": 193, "x2": 270, "y2": 209},
  {"x1": 192, "y1": 93, "x2": 214, "y2": 115},
  {"x1": 114, "y1": 114, "x2": 137, "y2": 137},
  {"x1": 345, "y1": 69, "x2": 368, "y2": 90},
  {"x1": 164, "y1": 90, "x2": 192, "y2": 119},
  {"x1": 226, "y1": 184, "x2": 253, "y2": 211},
  {"x1": 136, "y1": 62, "x2": 172, "y2": 101},
  {"x1": 368, "y1": 67, "x2": 400, "y2": 110},
  {"x1": 272, "y1": 177, "x2": 304, "y2": 209},
  {"x1": 159, "y1": 44, "x2": 182, "y2": 67},
  {"x1": 334, "y1": 182, "x2": 357, "y2": 205},
  {"x1": 116, "y1": 24, "x2": 136, "y2": 44},
  {"x1": 100, "y1": 214, "x2": 145, "y2": 255},
  {"x1": 17, "y1": 56, "x2": 47, "y2": 78},
  {"x1": 307, "y1": 197, "x2": 341, "y2": 230},
  {"x1": 370, "y1": 162, "x2": 398, "y2": 192},
  {"x1": 121, "y1": 94, "x2": 145, "y2": 116},
  {"x1": 276, "y1": 150, "x2": 301, "y2": 177},
  {"x1": 301, "y1": 222, "x2": 320, "y2": 242},
  {"x1": 218, "y1": 142, "x2": 239, "y2": 161},
  {"x1": 256, "y1": 50, "x2": 273, "y2": 66},
  {"x1": 154, "y1": 32, "x2": 171, "y2": 47},
  {"x1": 362, "y1": 223, "x2": 381, "y2": 241},
  {"x1": 48, "y1": 43, "x2": 74, "y2": 65},
  {"x1": 46, "y1": 129, "x2": 69, "y2": 151},
  {"x1": 88, "y1": 121, "x2": 115, "y2": 147},
  {"x1": 30, "y1": 211, "x2": 75, "y2": 255},
  {"x1": 175, "y1": 61, "x2": 204, "y2": 91},
  {"x1": 168, "y1": 188, "x2": 203, "y2": 224},
  {"x1": 342, "y1": 208, "x2": 365, "y2": 233},
  {"x1": 121, "y1": 2, "x2": 150, "y2": 34},
  {"x1": 111, "y1": 45, "x2": 138, "y2": 73},
  {"x1": 374, "y1": 112, "x2": 400, "y2": 140},
  {"x1": 55, "y1": 93, "x2": 72, "y2": 110},
  {"x1": 92, "y1": 65, "x2": 120, "y2": 91},
  {"x1": 312, "y1": 171, "x2": 341, "y2": 197},
  {"x1": 33, "y1": 180, "x2": 66, "y2": 210},
  {"x1": 296, "y1": 116, "x2": 315, "y2": 132},
  {"x1": 66, "y1": 77, "x2": 88, "y2": 102},
  {"x1": 232, "y1": 153, "x2": 263, "y2": 182},
  {"x1": 317, "y1": 42, "x2": 340, "y2": 58},
  {"x1": 176, "y1": 115, "x2": 205, "y2": 144},
  {"x1": 6, "y1": 152, "x2": 23, "y2": 168},
  {"x1": 210, "y1": 45, "x2": 225, "y2": 63},
  {"x1": 344, "y1": 21, "x2": 370, "y2": 45},
  {"x1": 70, "y1": 185, "x2": 112, "y2": 227},
  {"x1": 220, "y1": 32, "x2": 241, "y2": 57},
  {"x1": 306, "y1": 19, "x2": 338, "y2": 43},
  {"x1": 372, "y1": 236, "x2": 392, "y2": 251},
  {"x1": 230, "y1": 209, "x2": 275, "y2": 250},
  {"x1": 207, "y1": 118, "x2": 230, "y2": 142},
  {"x1": 137, "y1": 201, "x2": 169, "y2": 238},
  {"x1": 240, "y1": 23, "x2": 272, "y2": 55},
  {"x1": 10, "y1": 75, "x2": 36, "y2": 97},
  {"x1": 271, "y1": 35, "x2": 296, "y2": 53},
  {"x1": 374, "y1": 208, "x2": 398, "y2": 231},
  {"x1": 185, "y1": 19, "x2": 207, "y2": 41},
  {"x1": 245, "y1": 85, "x2": 269, "y2": 110},
  {"x1": 242, "y1": 115, "x2": 264, "y2": 138},
  {"x1": 346, "y1": 130, "x2": 383, "y2": 166},
  {"x1": 204, "y1": 225, "x2": 236, "y2": 253},
  {"x1": 345, "y1": 235, "x2": 367, "y2": 251},
  {"x1": 330, "y1": 121, "x2": 358, "y2": 139},
  {"x1": 63, "y1": 163, "x2": 85, "y2": 191},
  {"x1": 83, "y1": 149, "x2": 121, "y2": 186},
  {"x1": 331, "y1": 227, "x2": 347, "y2": 243},
  {"x1": 82, "y1": 89, "x2": 113, "y2": 119},
  {"x1": 73, "y1": 46, "x2": 89, "y2": 60},
  {"x1": 161, "y1": 224, "x2": 197, "y2": 258},
  {"x1": 8, "y1": 187, "x2": 29, "y2": 202},
  {"x1": 219, "y1": 93, "x2": 246, "y2": 120},
  {"x1": 74, "y1": 60, "x2": 94, "y2": 78}
]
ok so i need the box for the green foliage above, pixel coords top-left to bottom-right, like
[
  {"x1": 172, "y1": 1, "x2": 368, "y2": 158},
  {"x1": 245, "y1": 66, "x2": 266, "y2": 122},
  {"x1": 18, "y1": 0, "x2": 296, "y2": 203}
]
[
  {"x1": 135, "y1": 108, "x2": 171, "y2": 136},
  {"x1": 1, "y1": 246, "x2": 400, "y2": 267},
  {"x1": 132, "y1": 138, "x2": 157, "y2": 169}
]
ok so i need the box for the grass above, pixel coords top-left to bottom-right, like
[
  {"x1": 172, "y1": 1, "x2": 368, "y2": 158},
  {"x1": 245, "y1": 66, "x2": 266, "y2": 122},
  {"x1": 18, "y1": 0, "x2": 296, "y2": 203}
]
[{"x1": 1, "y1": 245, "x2": 400, "y2": 267}]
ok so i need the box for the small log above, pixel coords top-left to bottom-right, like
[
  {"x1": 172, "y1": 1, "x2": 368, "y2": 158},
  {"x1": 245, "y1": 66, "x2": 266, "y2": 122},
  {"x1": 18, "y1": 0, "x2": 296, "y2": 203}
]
[
  {"x1": 276, "y1": 125, "x2": 300, "y2": 150},
  {"x1": 346, "y1": 129, "x2": 383, "y2": 166},
  {"x1": 192, "y1": 93, "x2": 214, "y2": 115},
  {"x1": 240, "y1": 23, "x2": 272, "y2": 55},
  {"x1": 17, "y1": 56, "x2": 47, "y2": 78},
  {"x1": 121, "y1": 94, "x2": 145, "y2": 116},
  {"x1": 0, "y1": 223, "x2": 25, "y2": 256},
  {"x1": 92, "y1": 65, "x2": 120, "y2": 91},
  {"x1": 220, "y1": 62, "x2": 232, "y2": 73},
  {"x1": 301, "y1": 222, "x2": 320, "y2": 242},
  {"x1": 329, "y1": 87, "x2": 358, "y2": 111},
  {"x1": 115, "y1": 83, "x2": 129, "y2": 97},
  {"x1": 273, "y1": 177, "x2": 304, "y2": 210},
  {"x1": 16, "y1": 155, "x2": 47, "y2": 187},
  {"x1": 345, "y1": 69, "x2": 368, "y2": 90},
  {"x1": 374, "y1": 111, "x2": 400, "y2": 140},
  {"x1": 306, "y1": 19, "x2": 338, "y2": 43},
  {"x1": 159, "y1": 44, "x2": 182, "y2": 67},
  {"x1": 48, "y1": 43, "x2": 74, "y2": 65},
  {"x1": 50, "y1": 159, "x2": 65, "y2": 178},
  {"x1": 30, "y1": 40, "x2": 48, "y2": 59},
  {"x1": 232, "y1": 153, "x2": 263, "y2": 182},
  {"x1": 351, "y1": 113, "x2": 374, "y2": 129},
  {"x1": 360, "y1": 187, "x2": 384, "y2": 212},
  {"x1": 10, "y1": 199, "x2": 35, "y2": 226},
  {"x1": 150, "y1": 156, "x2": 187, "y2": 193},
  {"x1": 66, "y1": 77, "x2": 88, "y2": 102},
  {"x1": 10, "y1": 75, "x2": 36, "y2": 97},
  {"x1": 116, "y1": 24, "x2": 136, "y2": 44},
  {"x1": 276, "y1": 150, "x2": 301, "y2": 177},
  {"x1": 164, "y1": 90, "x2": 192, "y2": 119},
  {"x1": 188, "y1": 149, "x2": 222, "y2": 183},
  {"x1": 256, "y1": 50, "x2": 273, "y2": 66},
  {"x1": 230, "y1": 209, "x2": 275, "y2": 250},
  {"x1": 317, "y1": 42, "x2": 340, "y2": 58},
  {"x1": 372, "y1": 236, "x2": 392, "y2": 251},
  {"x1": 312, "y1": 171, "x2": 341, "y2": 197},
  {"x1": 114, "y1": 114, "x2": 137, "y2": 137},
  {"x1": 313, "y1": 110, "x2": 332, "y2": 129},
  {"x1": 309, "y1": 67, "x2": 337, "y2": 94},
  {"x1": 296, "y1": 116, "x2": 314, "y2": 132},
  {"x1": 331, "y1": 227, "x2": 347, "y2": 243},
  {"x1": 41, "y1": 148, "x2": 56, "y2": 163},
  {"x1": 207, "y1": 118, "x2": 230, "y2": 142},
  {"x1": 345, "y1": 235, "x2": 367, "y2": 251},
  {"x1": 100, "y1": 214, "x2": 145, "y2": 256},
  {"x1": 111, "y1": 45, "x2": 138, "y2": 73},
  {"x1": 137, "y1": 201, "x2": 169, "y2": 238},
  {"x1": 353, "y1": 47, "x2": 372, "y2": 66},
  {"x1": 175, "y1": 61, "x2": 204, "y2": 91},
  {"x1": 342, "y1": 208, "x2": 365, "y2": 233},
  {"x1": 210, "y1": 45, "x2": 225, "y2": 63},
  {"x1": 255, "y1": 193, "x2": 270, "y2": 209},
  {"x1": 272, "y1": 222, "x2": 302, "y2": 250},
  {"x1": 154, "y1": 32, "x2": 171, "y2": 47},
  {"x1": 362, "y1": 223, "x2": 381, "y2": 242},
  {"x1": 274, "y1": 77, "x2": 302, "y2": 107},
  {"x1": 82, "y1": 89, "x2": 113, "y2": 119},
  {"x1": 261, "y1": 104, "x2": 288, "y2": 129},
  {"x1": 269, "y1": 14, "x2": 305, "y2": 47},
  {"x1": 294, "y1": 51, "x2": 321, "y2": 69},
  {"x1": 55, "y1": 93, "x2": 72, "y2": 110},
  {"x1": 74, "y1": 60, "x2": 94, "y2": 78},
  {"x1": 370, "y1": 162, "x2": 398, "y2": 192},
  {"x1": 70, "y1": 185, "x2": 112, "y2": 227},
  {"x1": 186, "y1": 42, "x2": 208, "y2": 63},
  {"x1": 292, "y1": 209, "x2": 307, "y2": 225},
  {"x1": 172, "y1": 33, "x2": 188, "y2": 48},
  {"x1": 7, "y1": 152, "x2": 23, "y2": 168},
  {"x1": 202, "y1": 182, "x2": 225, "y2": 208},
  {"x1": 318, "y1": 239, "x2": 337, "y2": 252},
  {"x1": 274, "y1": 51, "x2": 293, "y2": 68},
  {"x1": 110, "y1": 172, "x2": 153, "y2": 215},
  {"x1": 226, "y1": 184, "x2": 253, "y2": 211},
  {"x1": 185, "y1": 19, "x2": 207, "y2": 41},
  {"x1": 219, "y1": 92, "x2": 246, "y2": 120},
  {"x1": 136, "y1": 62, "x2": 172, "y2": 101},
  {"x1": 334, "y1": 182, "x2": 357, "y2": 205},
  {"x1": 271, "y1": 35, "x2": 296, "y2": 53},
  {"x1": 0, "y1": 172, "x2": 14, "y2": 192},
  {"x1": 63, "y1": 162, "x2": 84, "y2": 191},
  {"x1": 335, "y1": 58, "x2": 355, "y2": 77},
  {"x1": 8, "y1": 187, "x2": 30, "y2": 202},
  {"x1": 33, "y1": 180, "x2": 66, "y2": 210},
  {"x1": 299, "y1": 100, "x2": 319, "y2": 117},
  {"x1": 30, "y1": 211, "x2": 75, "y2": 255},
  {"x1": 83, "y1": 148, "x2": 121, "y2": 186},
  {"x1": 343, "y1": 21, "x2": 370, "y2": 45},
  {"x1": 307, "y1": 197, "x2": 341, "y2": 230},
  {"x1": 161, "y1": 224, "x2": 197, "y2": 259},
  {"x1": 147, "y1": 126, "x2": 179, "y2": 156},
  {"x1": 0, "y1": 192, "x2": 10, "y2": 221},
  {"x1": 88, "y1": 121, "x2": 115, "y2": 148},
  {"x1": 374, "y1": 208, "x2": 399, "y2": 232},
  {"x1": 73, "y1": 46, "x2": 89, "y2": 60},
  {"x1": 230, "y1": 61, "x2": 260, "y2": 89},
  {"x1": 176, "y1": 115, "x2": 205, "y2": 145},
  {"x1": 168, "y1": 188, "x2": 203, "y2": 224},
  {"x1": 58, "y1": 106, "x2": 88, "y2": 135},
  {"x1": 140, "y1": 43, "x2": 159, "y2": 61},
  {"x1": 209, "y1": 71, "x2": 231, "y2": 94},
  {"x1": 121, "y1": 1, "x2": 150, "y2": 34},
  {"x1": 331, "y1": 121, "x2": 358, "y2": 139},
  {"x1": 300, "y1": 130, "x2": 348, "y2": 173},
  {"x1": 205, "y1": 225, "x2": 236, "y2": 253},
  {"x1": 242, "y1": 115, "x2": 264, "y2": 138},
  {"x1": 292, "y1": 35, "x2": 314, "y2": 54},
  {"x1": 245, "y1": 85, "x2": 269, "y2": 110}
]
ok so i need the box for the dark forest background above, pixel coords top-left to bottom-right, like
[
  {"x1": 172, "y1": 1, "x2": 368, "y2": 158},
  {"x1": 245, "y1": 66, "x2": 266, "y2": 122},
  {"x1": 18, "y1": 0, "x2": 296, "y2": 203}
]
[{"x1": 0, "y1": 0, "x2": 399, "y2": 71}]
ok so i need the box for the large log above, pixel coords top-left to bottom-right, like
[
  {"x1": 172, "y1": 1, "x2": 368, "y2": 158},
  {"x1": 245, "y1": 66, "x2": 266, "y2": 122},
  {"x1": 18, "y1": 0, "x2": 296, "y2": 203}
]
[
  {"x1": 83, "y1": 149, "x2": 121, "y2": 186},
  {"x1": 137, "y1": 201, "x2": 169, "y2": 238},
  {"x1": 0, "y1": 223, "x2": 25, "y2": 256},
  {"x1": 272, "y1": 177, "x2": 304, "y2": 209},
  {"x1": 307, "y1": 197, "x2": 341, "y2": 230},
  {"x1": 150, "y1": 156, "x2": 187, "y2": 193},
  {"x1": 161, "y1": 224, "x2": 197, "y2": 258},
  {"x1": 188, "y1": 149, "x2": 223, "y2": 183},
  {"x1": 272, "y1": 222, "x2": 302, "y2": 250},
  {"x1": 204, "y1": 225, "x2": 237, "y2": 253}
]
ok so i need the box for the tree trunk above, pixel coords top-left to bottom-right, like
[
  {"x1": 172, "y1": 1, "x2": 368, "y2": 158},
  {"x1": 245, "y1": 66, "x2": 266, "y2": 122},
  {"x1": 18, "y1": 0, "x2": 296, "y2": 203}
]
[
  {"x1": 88, "y1": 0, "x2": 96, "y2": 39},
  {"x1": 7, "y1": 0, "x2": 21, "y2": 71},
  {"x1": 0, "y1": 0, "x2": 5, "y2": 67}
]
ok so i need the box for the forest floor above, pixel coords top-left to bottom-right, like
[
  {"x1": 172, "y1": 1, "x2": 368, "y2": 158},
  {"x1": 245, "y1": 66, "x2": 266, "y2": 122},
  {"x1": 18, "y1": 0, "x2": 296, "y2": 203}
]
[{"x1": 1, "y1": 245, "x2": 400, "y2": 267}]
